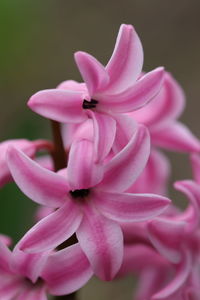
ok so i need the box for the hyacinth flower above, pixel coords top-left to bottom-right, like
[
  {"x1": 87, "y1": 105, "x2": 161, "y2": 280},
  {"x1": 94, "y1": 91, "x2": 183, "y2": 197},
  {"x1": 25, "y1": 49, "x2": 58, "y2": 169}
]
[
  {"x1": 0, "y1": 139, "x2": 52, "y2": 188},
  {"x1": 0, "y1": 238, "x2": 92, "y2": 299},
  {"x1": 131, "y1": 71, "x2": 200, "y2": 153},
  {"x1": 61, "y1": 111, "x2": 170, "y2": 196},
  {"x1": 120, "y1": 245, "x2": 199, "y2": 300},
  {"x1": 146, "y1": 180, "x2": 200, "y2": 299},
  {"x1": 28, "y1": 24, "x2": 164, "y2": 162},
  {"x1": 127, "y1": 71, "x2": 200, "y2": 197},
  {"x1": 117, "y1": 244, "x2": 172, "y2": 300},
  {"x1": 7, "y1": 125, "x2": 171, "y2": 281}
]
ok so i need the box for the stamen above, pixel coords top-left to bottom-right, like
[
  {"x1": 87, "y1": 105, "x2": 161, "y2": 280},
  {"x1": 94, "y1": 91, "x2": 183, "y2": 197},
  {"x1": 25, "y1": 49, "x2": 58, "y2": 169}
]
[
  {"x1": 82, "y1": 99, "x2": 98, "y2": 109},
  {"x1": 70, "y1": 189, "x2": 90, "y2": 198}
]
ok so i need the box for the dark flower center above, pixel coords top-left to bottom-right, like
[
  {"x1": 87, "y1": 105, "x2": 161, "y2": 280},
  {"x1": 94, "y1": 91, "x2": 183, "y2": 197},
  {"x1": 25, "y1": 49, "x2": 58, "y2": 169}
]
[
  {"x1": 70, "y1": 189, "x2": 90, "y2": 199},
  {"x1": 24, "y1": 277, "x2": 44, "y2": 287},
  {"x1": 82, "y1": 99, "x2": 98, "y2": 109}
]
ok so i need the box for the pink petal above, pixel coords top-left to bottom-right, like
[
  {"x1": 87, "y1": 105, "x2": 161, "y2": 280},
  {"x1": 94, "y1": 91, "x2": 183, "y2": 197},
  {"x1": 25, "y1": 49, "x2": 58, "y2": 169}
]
[
  {"x1": 118, "y1": 244, "x2": 168, "y2": 277},
  {"x1": 88, "y1": 111, "x2": 116, "y2": 162},
  {"x1": 112, "y1": 114, "x2": 137, "y2": 153},
  {"x1": 136, "y1": 267, "x2": 168, "y2": 300},
  {"x1": 11, "y1": 247, "x2": 49, "y2": 283},
  {"x1": 35, "y1": 206, "x2": 54, "y2": 222},
  {"x1": 76, "y1": 203, "x2": 123, "y2": 280},
  {"x1": 19, "y1": 202, "x2": 82, "y2": 253},
  {"x1": 0, "y1": 274, "x2": 22, "y2": 300},
  {"x1": 28, "y1": 89, "x2": 87, "y2": 123},
  {"x1": 97, "y1": 67, "x2": 164, "y2": 113},
  {"x1": 7, "y1": 147, "x2": 69, "y2": 208},
  {"x1": 62, "y1": 123, "x2": 82, "y2": 148},
  {"x1": 16, "y1": 285, "x2": 47, "y2": 300},
  {"x1": 57, "y1": 80, "x2": 87, "y2": 92},
  {"x1": 98, "y1": 125, "x2": 150, "y2": 192},
  {"x1": 94, "y1": 190, "x2": 170, "y2": 222},
  {"x1": 190, "y1": 153, "x2": 200, "y2": 184},
  {"x1": 67, "y1": 139, "x2": 104, "y2": 190},
  {"x1": 42, "y1": 244, "x2": 93, "y2": 295},
  {"x1": 131, "y1": 71, "x2": 185, "y2": 128},
  {"x1": 0, "y1": 139, "x2": 50, "y2": 188},
  {"x1": 74, "y1": 51, "x2": 109, "y2": 97},
  {"x1": 0, "y1": 234, "x2": 12, "y2": 247},
  {"x1": 62, "y1": 119, "x2": 96, "y2": 147},
  {"x1": 147, "y1": 218, "x2": 185, "y2": 263},
  {"x1": 128, "y1": 149, "x2": 170, "y2": 195},
  {"x1": 152, "y1": 249, "x2": 192, "y2": 299},
  {"x1": 121, "y1": 222, "x2": 148, "y2": 245},
  {"x1": 174, "y1": 180, "x2": 200, "y2": 231},
  {"x1": 34, "y1": 155, "x2": 54, "y2": 171},
  {"x1": 151, "y1": 122, "x2": 200, "y2": 152},
  {"x1": 105, "y1": 24, "x2": 143, "y2": 94},
  {"x1": 183, "y1": 289, "x2": 200, "y2": 300},
  {"x1": 0, "y1": 240, "x2": 12, "y2": 272}
]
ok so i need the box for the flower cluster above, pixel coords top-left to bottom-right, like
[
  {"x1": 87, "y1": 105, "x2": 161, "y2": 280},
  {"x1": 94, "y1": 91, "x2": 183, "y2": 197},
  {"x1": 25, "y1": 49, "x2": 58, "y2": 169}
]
[{"x1": 1, "y1": 24, "x2": 200, "y2": 299}]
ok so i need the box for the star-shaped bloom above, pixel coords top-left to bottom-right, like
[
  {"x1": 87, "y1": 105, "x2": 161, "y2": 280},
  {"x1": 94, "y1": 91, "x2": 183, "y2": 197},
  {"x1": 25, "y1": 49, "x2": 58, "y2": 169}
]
[
  {"x1": 28, "y1": 24, "x2": 164, "y2": 162},
  {"x1": 7, "y1": 125, "x2": 170, "y2": 280},
  {"x1": 126, "y1": 71, "x2": 200, "y2": 197},
  {"x1": 0, "y1": 238, "x2": 92, "y2": 299},
  {"x1": 131, "y1": 71, "x2": 200, "y2": 153},
  {"x1": 147, "y1": 180, "x2": 200, "y2": 299},
  {"x1": 117, "y1": 244, "x2": 171, "y2": 300}
]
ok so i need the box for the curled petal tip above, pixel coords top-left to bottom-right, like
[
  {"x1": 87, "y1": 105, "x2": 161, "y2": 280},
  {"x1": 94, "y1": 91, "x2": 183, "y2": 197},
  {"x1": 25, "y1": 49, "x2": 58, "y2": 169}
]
[
  {"x1": 74, "y1": 50, "x2": 86, "y2": 60},
  {"x1": 74, "y1": 51, "x2": 109, "y2": 96},
  {"x1": 162, "y1": 196, "x2": 171, "y2": 206},
  {"x1": 28, "y1": 89, "x2": 86, "y2": 123},
  {"x1": 27, "y1": 91, "x2": 41, "y2": 109},
  {"x1": 174, "y1": 179, "x2": 198, "y2": 193},
  {"x1": 154, "y1": 66, "x2": 165, "y2": 77},
  {"x1": 105, "y1": 23, "x2": 143, "y2": 94},
  {"x1": 27, "y1": 91, "x2": 50, "y2": 115}
]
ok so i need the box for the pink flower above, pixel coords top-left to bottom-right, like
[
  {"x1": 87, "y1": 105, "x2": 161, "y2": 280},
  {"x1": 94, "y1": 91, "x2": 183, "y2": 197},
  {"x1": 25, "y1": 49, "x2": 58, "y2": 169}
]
[
  {"x1": 28, "y1": 24, "x2": 164, "y2": 162},
  {"x1": 118, "y1": 244, "x2": 171, "y2": 300},
  {"x1": 125, "y1": 71, "x2": 200, "y2": 198},
  {"x1": 147, "y1": 180, "x2": 200, "y2": 299},
  {"x1": 0, "y1": 139, "x2": 52, "y2": 188},
  {"x1": 131, "y1": 72, "x2": 200, "y2": 152},
  {"x1": 0, "y1": 239, "x2": 92, "y2": 299},
  {"x1": 7, "y1": 125, "x2": 170, "y2": 280}
]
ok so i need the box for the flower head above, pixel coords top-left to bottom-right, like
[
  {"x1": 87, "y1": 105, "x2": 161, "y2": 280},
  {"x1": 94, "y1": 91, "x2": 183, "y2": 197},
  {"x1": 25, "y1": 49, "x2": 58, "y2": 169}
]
[
  {"x1": 7, "y1": 125, "x2": 170, "y2": 280},
  {"x1": 0, "y1": 238, "x2": 92, "y2": 299},
  {"x1": 28, "y1": 24, "x2": 164, "y2": 162}
]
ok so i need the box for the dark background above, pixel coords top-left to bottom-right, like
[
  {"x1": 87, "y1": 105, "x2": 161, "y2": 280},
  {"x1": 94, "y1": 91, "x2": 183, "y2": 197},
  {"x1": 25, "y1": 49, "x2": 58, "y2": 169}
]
[{"x1": 0, "y1": 1, "x2": 199, "y2": 299}]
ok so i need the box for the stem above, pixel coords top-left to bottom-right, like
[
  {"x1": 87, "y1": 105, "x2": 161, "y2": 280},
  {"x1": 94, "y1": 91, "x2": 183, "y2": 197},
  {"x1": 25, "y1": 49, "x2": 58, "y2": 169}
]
[
  {"x1": 50, "y1": 120, "x2": 67, "y2": 171},
  {"x1": 50, "y1": 120, "x2": 77, "y2": 300}
]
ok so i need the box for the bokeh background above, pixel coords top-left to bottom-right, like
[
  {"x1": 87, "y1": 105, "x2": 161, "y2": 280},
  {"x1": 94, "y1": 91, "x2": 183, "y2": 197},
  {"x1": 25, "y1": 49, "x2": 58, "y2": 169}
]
[{"x1": 0, "y1": 1, "x2": 200, "y2": 299}]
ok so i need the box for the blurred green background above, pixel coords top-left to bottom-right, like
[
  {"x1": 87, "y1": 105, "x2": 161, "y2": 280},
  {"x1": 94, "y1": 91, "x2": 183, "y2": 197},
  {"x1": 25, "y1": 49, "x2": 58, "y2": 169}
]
[{"x1": 0, "y1": 0, "x2": 200, "y2": 299}]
